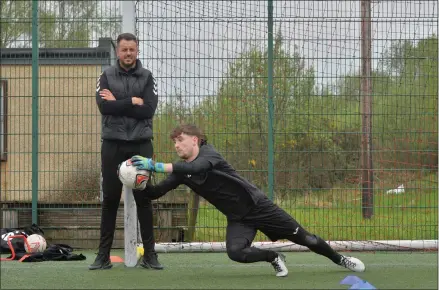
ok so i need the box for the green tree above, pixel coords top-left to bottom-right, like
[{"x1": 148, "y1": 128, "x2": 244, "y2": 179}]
[
  {"x1": 335, "y1": 71, "x2": 393, "y2": 102},
  {"x1": 331, "y1": 35, "x2": 438, "y2": 177},
  {"x1": 377, "y1": 36, "x2": 438, "y2": 170},
  {"x1": 1, "y1": 0, "x2": 121, "y2": 48},
  {"x1": 382, "y1": 40, "x2": 414, "y2": 76},
  {"x1": 204, "y1": 33, "x2": 349, "y2": 194}
]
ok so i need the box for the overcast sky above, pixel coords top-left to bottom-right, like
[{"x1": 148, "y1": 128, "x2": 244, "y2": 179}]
[{"x1": 119, "y1": 1, "x2": 437, "y2": 98}]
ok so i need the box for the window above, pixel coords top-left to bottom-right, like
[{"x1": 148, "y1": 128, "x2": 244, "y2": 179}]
[{"x1": 0, "y1": 80, "x2": 7, "y2": 161}]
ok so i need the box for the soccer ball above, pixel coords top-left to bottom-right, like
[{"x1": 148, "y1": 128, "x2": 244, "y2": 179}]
[
  {"x1": 25, "y1": 234, "x2": 47, "y2": 253},
  {"x1": 117, "y1": 159, "x2": 150, "y2": 190}
]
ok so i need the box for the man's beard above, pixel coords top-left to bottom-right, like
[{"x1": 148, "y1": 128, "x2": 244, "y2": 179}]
[{"x1": 120, "y1": 59, "x2": 136, "y2": 69}]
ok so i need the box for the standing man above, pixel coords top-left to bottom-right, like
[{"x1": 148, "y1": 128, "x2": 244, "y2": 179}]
[
  {"x1": 89, "y1": 33, "x2": 163, "y2": 270},
  {"x1": 129, "y1": 124, "x2": 365, "y2": 277}
]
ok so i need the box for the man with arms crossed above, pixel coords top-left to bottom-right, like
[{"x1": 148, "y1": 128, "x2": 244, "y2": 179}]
[
  {"x1": 130, "y1": 124, "x2": 365, "y2": 277},
  {"x1": 90, "y1": 33, "x2": 162, "y2": 270}
]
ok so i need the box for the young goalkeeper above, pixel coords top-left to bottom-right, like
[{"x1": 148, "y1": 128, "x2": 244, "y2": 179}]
[{"x1": 130, "y1": 124, "x2": 365, "y2": 277}]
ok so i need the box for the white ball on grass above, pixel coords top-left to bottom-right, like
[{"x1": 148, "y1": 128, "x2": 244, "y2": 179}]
[{"x1": 25, "y1": 234, "x2": 47, "y2": 253}]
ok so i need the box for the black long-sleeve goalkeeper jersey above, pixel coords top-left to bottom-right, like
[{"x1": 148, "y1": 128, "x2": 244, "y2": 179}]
[{"x1": 144, "y1": 144, "x2": 266, "y2": 219}]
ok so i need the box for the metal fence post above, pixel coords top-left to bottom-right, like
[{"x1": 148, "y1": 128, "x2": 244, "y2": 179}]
[
  {"x1": 31, "y1": 0, "x2": 39, "y2": 225},
  {"x1": 267, "y1": 0, "x2": 275, "y2": 201},
  {"x1": 361, "y1": 0, "x2": 374, "y2": 219}
]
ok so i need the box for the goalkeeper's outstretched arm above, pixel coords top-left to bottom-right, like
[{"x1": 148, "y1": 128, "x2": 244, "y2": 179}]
[
  {"x1": 143, "y1": 173, "x2": 183, "y2": 200},
  {"x1": 168, "y1": 158, "x2": 212, "y2": 174},
  {"x1": 131, "y1": 155, "x2": 212, "y2": 174}
]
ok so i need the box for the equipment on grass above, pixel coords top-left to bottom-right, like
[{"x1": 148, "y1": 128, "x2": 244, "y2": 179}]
[
  {"x1": 137, "y1": 246, "x2": 144, "y2": 259},
  {"x1": 0, "y1": 235, "x2": 31, "y2": 261},
  {"x1": 340, "y1": 275, "x2": 377, "y2": 289},
  {"x1": 1, "y1": 224, "x2": 45, "y2": 254},
  {"x1": 118, "y1": 159, "x2": 151, "y2": 190},
  {"x1": 25, "y1": 234, "x2": 47, "y2": 253}
]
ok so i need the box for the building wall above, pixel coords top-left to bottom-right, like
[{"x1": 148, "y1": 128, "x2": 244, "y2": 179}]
[{"x1": 0, "y1": 65, "x2": 103, "y2": 202}]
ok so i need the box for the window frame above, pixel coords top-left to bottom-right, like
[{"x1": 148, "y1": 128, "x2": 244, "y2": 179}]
[{"x1": 0, "y1": 79, "x2": 8, "y2": 161}]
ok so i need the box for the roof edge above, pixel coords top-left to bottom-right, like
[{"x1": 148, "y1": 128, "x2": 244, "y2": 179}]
[{"x1": 0, "y1": 38, "x2": 116, "y2": 65}]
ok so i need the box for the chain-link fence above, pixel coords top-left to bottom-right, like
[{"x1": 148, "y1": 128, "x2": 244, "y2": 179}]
[{"x1": 0, "y1": 0, "x2": 437, "y2": 249}]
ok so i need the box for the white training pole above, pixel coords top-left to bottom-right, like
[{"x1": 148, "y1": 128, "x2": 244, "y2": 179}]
[
  {"x1": 124, "y1": 186, "x2": 138, "y2": 267},
  {"x1": 122, "y1": 0, "x2": 138, "y2": 268}
]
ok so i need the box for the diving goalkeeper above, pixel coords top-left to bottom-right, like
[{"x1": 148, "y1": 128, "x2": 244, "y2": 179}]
[{"x1": 130, "y1": 124, "x2": 365, "y2": 277}]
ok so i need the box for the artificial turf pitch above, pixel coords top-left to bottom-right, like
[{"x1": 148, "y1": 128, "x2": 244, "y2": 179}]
[{"x1": 1, "y1": 251, "x2": 437, "y2": 289}]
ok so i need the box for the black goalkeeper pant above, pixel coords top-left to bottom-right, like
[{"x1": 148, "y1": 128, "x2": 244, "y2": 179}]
[
  {"x1": 225, "y1": 197, "x2": 342, "y2": 264},
  {"x1": 99, "y1": 139, "x2": 155, "y2": 255}
]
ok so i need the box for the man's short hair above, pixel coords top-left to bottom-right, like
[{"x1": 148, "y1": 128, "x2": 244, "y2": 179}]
[
  {"x1": 170, "y1": 124, "x2": 207, "y2": 145},
  {"x1": 116, "y1": 33, "x2": 138, "y2": 45}
]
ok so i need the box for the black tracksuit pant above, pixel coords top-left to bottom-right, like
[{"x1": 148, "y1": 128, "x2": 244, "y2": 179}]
[{"x1": 99, "y1": 139, "x2": 155, "y2": 255}]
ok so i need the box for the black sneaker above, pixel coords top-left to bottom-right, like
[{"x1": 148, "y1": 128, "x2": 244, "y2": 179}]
[
  {"x1": 140, "y1": 252, "x2": 164, "y2": 270},
  {"x1": 88, "y1": 253, "x2": 113, "y2": 270}
]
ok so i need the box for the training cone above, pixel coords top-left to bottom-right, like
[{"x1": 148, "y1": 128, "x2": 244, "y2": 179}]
[
  {"x1": 349, "y1": 281, "x2": 376, "y2": 289},
  {"x1": 110, "y1": 256, "x2": 124, "y2": 263},
  {"x1": 340, "y1": 275, "x2": 363, "y2": 285}
]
